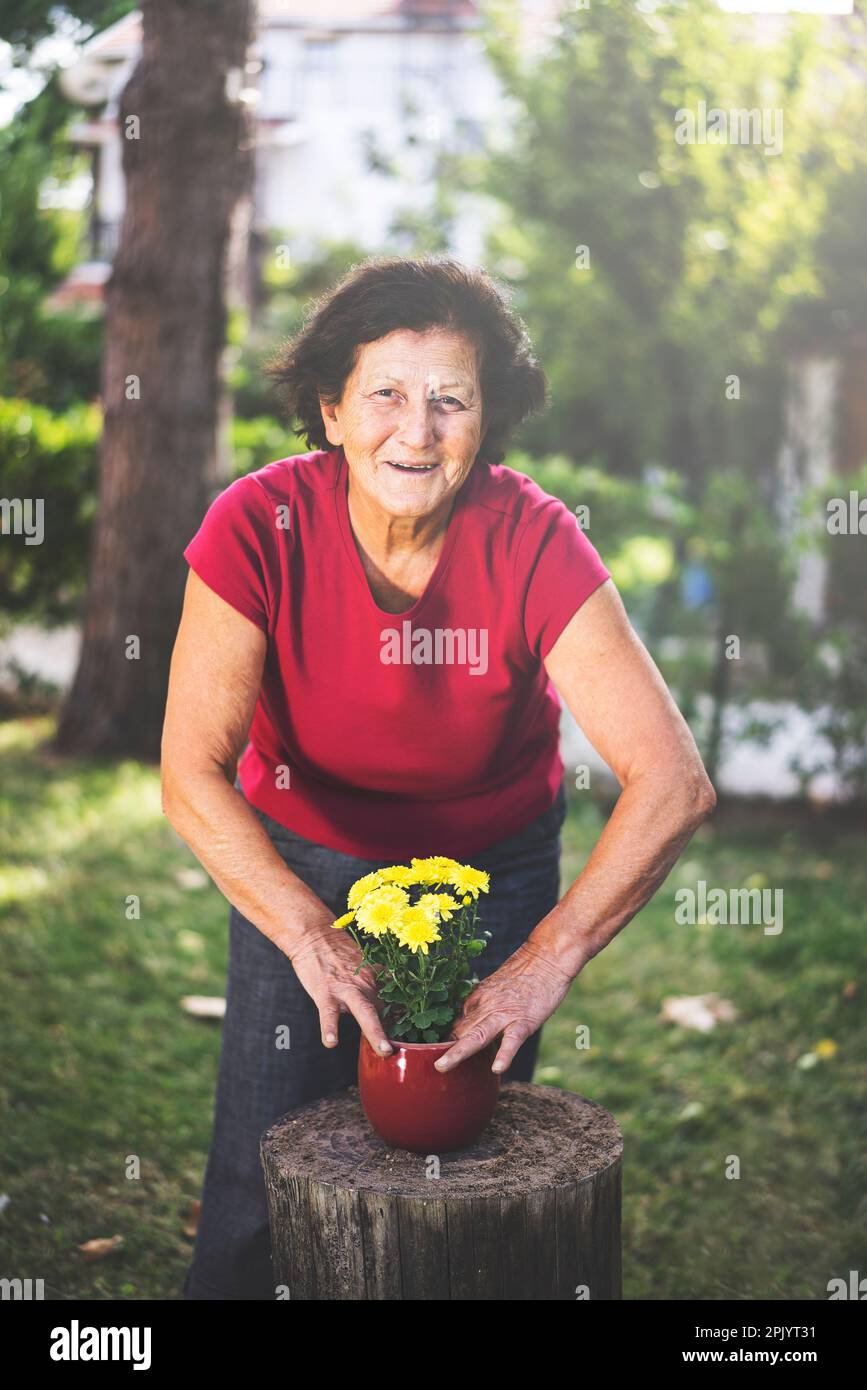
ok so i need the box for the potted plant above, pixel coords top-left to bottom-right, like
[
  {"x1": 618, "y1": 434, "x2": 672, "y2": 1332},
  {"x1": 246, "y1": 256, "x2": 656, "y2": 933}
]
[{"x1": 331, "y1": 855, "x2": 500, "y2": 1153}]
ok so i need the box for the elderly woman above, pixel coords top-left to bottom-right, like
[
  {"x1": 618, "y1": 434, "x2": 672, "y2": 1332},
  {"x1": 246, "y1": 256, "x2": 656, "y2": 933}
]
[{"x1": 161, "y1": 256, "x2": 715, "y2": 1300}]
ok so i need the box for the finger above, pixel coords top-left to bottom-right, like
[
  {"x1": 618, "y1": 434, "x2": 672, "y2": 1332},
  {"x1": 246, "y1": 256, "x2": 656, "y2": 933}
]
[
  {"x1": 319, "y1": 1002, "x2": 341, "y2": 1048},
  {"x1": 490, "y1": 1022, "x2": 531, "y2": 1075},
  {"x1": 345, "y1": 993, "x2": 393, "y2": 1056},
  {"x1": 450, "y1": 990, "x2": 491, "y2": 1031},
  {"x1": 435, "y1": 1019, "x2": 502, "y2": 1072}
]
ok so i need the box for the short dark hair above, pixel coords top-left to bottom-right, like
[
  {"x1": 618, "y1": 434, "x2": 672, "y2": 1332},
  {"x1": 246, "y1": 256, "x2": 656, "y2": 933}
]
[{"x1": 265, "y1": 255, "x2": 548, "y2": 465}]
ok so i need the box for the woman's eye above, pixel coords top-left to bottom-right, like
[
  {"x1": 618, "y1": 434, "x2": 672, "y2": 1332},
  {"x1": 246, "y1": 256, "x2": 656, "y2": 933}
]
[{"x1": 371, "y1": 389, "x2": 463, "y2": 407}]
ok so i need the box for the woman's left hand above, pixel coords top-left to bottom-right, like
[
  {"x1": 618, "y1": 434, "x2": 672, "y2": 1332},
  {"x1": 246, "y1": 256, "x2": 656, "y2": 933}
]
[{"x1": 435, "y1": 938, "x2": 576, "y2": 1074}]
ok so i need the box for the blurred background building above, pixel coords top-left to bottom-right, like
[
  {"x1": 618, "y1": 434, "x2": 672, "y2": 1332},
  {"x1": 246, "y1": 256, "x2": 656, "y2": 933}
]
[{"x1": 56, "y1": 1, "x2": 558, "y2": 293}]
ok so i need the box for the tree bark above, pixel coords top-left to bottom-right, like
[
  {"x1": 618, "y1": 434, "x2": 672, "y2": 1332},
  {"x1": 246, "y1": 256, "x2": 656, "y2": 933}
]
[
  {"x1": 261, "y1": 1083, "x2": 623, "y2": 1301},
  {"x1": 55, "y1": 0, "x2": 255, "y2": 759}
]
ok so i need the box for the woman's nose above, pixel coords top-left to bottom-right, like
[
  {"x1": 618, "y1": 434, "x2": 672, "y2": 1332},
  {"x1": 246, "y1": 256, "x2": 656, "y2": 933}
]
[{"x1": 395, "y1": 398, "x2": 437, "y2": 448}]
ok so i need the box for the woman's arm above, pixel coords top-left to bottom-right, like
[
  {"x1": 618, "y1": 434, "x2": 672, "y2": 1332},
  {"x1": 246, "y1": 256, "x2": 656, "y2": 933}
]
[
  {"x1": 439, "y1": 578, "x2": 716, "y2": 1074},
  {"x1": 161, "y1": 570, "x2": 393, "y2": 1055}
]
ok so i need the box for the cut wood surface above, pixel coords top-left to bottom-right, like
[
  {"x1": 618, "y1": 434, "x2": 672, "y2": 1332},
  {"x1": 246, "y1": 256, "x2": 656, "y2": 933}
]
[{"x1": 261, "y1": 1082, "x2": 623, "y2": 1300}]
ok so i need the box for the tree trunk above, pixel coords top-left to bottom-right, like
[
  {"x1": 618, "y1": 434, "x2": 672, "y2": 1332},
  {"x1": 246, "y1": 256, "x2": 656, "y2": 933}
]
[
  {"x1": 261, "y1": 1083, "x2": 623, "y2": 1301},
  {"x1": 55, "y1": 0, "x2": 255, "y2": 759}
]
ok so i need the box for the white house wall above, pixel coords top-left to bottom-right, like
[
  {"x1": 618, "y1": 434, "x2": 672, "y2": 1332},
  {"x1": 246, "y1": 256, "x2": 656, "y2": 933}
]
[{"x1": 253, "y1": 23, "x2": 501, "y2": 254}]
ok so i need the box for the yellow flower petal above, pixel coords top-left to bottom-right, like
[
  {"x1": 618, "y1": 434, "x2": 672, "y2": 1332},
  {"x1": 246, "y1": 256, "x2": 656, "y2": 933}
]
[
  {"x1": 393, "y1": 905, "x2": 442, "y2": 953},
  {"x1": 416, "y1": 891, "x2": 460, "y2": 922},
  {"x1": 409, "y1": 855, "x2": 464, "y2": 885},
  {"x1": 347, "y1": 870, "x2": 384, "y2": 910},
  {"x1": 356, "y1": 885, "x2": 409, "y2": 937},
  {"x1": 448, "y1": 865, "x2": 490, "y2": 899},
  {"x1": 377, "y1": 865, "x2": 420, "y2": 887}
]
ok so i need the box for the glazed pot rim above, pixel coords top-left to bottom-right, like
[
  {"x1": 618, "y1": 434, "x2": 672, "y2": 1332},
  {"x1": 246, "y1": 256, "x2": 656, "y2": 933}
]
[{"x1": 377, "y1": 1037, "x2": 498, "y2": 1051}]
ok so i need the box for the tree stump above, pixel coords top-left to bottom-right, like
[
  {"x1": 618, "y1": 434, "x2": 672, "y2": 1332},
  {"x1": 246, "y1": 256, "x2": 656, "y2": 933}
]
[{"x1": 260, "y1": 1082, "x2": 623, "y2": 1300}]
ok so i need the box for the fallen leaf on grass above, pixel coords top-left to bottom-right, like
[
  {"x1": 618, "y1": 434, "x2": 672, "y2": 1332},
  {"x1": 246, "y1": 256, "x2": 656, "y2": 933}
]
[
  {"x1": 182, "y1": 1199, "x2": 201, "y2": 1240},
  {"x1": 536, "y1": 1065, "x2": 564, "y2": 1084},
  {"x1": 678, "y1": 1101, "x2": 705, "y2": 1122},
  {"x1": 181, "y1": 995, "x2": 226, "y2": 1020},
  {"x1": 77, "y1": 1235, "x2": 123, "y2": 1262},
  {"x1": 661, "y1": 993, "x2": 737, "y2": 1033},
  {"x1": 174, "y1": 868, "x2": 208, "y2": 890},
  {"x1": 741, "y1": 872, "x2": 768, "y2": 891},
  {"x1": 176, "y1": 929, "x2": 205, "y2": 954}
]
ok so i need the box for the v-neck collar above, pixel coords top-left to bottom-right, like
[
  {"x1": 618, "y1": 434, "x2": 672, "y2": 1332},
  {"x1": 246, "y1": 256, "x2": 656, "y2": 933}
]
[{"x1": 332, "y1": 445, "x2": 477, "y2": 620}]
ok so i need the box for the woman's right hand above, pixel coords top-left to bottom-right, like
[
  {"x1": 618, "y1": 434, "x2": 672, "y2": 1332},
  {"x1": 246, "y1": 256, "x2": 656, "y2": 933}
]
[{"x1": 288, "y1": 918, "x2": 394, "y2": 1057}]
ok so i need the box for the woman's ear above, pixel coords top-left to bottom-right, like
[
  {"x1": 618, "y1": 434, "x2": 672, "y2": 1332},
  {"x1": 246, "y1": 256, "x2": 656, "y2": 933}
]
[{"x1": 318, "y1": 395, "x2": 343, "y2": 447}]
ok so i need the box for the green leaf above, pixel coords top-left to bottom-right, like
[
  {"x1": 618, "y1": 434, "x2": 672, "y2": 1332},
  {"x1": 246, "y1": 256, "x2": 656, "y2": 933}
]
[
  {"x1": 456, "y1": 979, "x2": 475, "y2": 999},
  {"x1": 391, "y1": 1016, "x2": 414, "y2": 1037},
  {"x1": 411, "y1": 1010, "x2": 435, "y2": 1029},
  {"x1": 467, "y1": 939, "x2": 487, "y2": 956},
  {"x1": 422, "y1": 1028, "x2": 440, "y2": 1043},
  {"x1": 432, "y1": 1005, "x2": 454, "y2": 1024}
]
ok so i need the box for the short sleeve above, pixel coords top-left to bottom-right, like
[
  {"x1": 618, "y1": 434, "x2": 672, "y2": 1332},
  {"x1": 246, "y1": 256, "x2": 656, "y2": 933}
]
[
  {"x1": 183, "y1": 475, "x2": 276, "y2": 633},
  {"x1": 513, "y1": 498, "x2": 611, "y2": 661}
]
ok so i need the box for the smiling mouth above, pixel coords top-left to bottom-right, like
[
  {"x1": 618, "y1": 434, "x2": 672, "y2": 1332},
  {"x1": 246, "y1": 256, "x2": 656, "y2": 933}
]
[{"x1": 386, "y1": 460, "x2": 439, "y2": 473}]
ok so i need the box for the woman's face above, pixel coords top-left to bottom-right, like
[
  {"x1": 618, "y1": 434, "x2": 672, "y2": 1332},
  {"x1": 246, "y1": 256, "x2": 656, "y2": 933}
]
[{"x1": 319, "y1": 327, "x2": 485, "y2": 520}]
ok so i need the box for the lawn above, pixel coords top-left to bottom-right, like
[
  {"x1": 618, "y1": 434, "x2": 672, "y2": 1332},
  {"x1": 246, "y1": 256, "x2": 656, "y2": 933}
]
[{"x1": 1, "y1": 716, "x2": 864, "y2": 1300}]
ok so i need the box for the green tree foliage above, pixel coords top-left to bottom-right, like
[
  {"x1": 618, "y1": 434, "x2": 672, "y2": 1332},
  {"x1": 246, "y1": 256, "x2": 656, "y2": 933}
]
[
  {"x1": 0, "y1": 5, "x2": 138, "y2": 404},
  {"x1": 0, "y1": 1, "x2": 134, "y2": 56},
  {"x1": 0, "y1": 396, "x2": 99, "y2": 625},
  {"x1": 0, "y1": 77, "x2": 103, "y2": 406},
  {"x1": 481, "y1": 0, "x2": 848, "y2": 474},
  {"x1": 472, "y1": 0, "x2": 867, "y2": 779}
]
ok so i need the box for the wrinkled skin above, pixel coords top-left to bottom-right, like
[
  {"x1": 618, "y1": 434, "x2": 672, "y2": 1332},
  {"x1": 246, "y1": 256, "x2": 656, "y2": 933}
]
[
  {"x1": 437, "y1": 938, "x2": 575, "y2": 1074},
  {"x1": 289, "y1": 919, "x2": 393, "y2": 1056}
]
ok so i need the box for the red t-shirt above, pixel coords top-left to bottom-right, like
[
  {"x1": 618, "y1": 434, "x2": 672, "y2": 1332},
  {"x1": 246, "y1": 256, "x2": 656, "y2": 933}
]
[{"x1": 183, "y1": 446, "x2": 610, "y2": 859}]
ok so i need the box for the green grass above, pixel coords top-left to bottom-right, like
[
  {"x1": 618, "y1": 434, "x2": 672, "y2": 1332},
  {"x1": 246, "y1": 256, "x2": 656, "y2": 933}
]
[{"x1": 1, "y1": 717, "x2": 865, "y2": 1300}]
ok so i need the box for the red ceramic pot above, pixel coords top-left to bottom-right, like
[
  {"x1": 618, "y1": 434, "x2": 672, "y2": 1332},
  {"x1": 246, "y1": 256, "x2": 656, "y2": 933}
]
[{"x1": 358, "y1": 1035, "x2": 501, "y2": 1154}]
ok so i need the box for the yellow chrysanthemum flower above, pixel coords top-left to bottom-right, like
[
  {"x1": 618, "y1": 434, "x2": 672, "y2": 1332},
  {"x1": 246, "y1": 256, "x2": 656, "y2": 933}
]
[
  {"x1": 331, "y1": 911, "x2": 356, "y2": 930},
  {"x1": 815, "y1": 1038, "x2": 838, "y2": 1059},
  {"x1": 347, "y1": 870, "x2": 384, "y2": 910},
  {"x1": 448, "y1": 865, "x2": 490, "y2": 899},
  {"x1": 417, "y1": 891, "x2": 460, "y2": 921},
  {"x1": 393, "y1": 905, "x2": 442, "y2": 955},
  {"x1": 355, "y1": 884, "x2": 409, "y2": 937},
  {"x1": 410, "y1": 855, "x2": 463, "y2": 884},
  {"x1": 376, "y1": 865, "x2": 420, "y2": 888}
]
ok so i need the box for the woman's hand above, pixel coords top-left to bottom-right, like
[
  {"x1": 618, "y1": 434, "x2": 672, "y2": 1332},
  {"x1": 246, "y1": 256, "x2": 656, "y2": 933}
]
[
  {"x1": 288, "y1": 920, "x2": 394, "y2": 1058},
  {"x1": 435, "y1": 938, "x2": 576, "y2": 1074}
]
